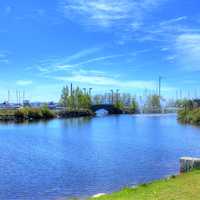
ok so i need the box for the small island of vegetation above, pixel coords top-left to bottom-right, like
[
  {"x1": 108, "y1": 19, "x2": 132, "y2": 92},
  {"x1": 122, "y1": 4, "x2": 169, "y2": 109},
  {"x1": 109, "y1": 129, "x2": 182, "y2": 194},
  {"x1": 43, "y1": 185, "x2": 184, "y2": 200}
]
[{"x1": 177, "y1": 99, "x2": 200, "y2": 125}]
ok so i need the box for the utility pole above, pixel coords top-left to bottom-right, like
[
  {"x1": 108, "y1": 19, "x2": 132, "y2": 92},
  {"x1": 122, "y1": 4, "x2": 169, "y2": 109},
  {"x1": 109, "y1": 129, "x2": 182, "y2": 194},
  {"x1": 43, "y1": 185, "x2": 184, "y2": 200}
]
[
  {"x1": 110, "y1": 89, "x2": 114, "y2": 104},
  {"x1": 83, "y1": 88, "x2": 86, "y2": 95},
  {"x1": 89, "y1": 88, "x2": 93, "y2": 103},
  {"x1": 70, "y1": 83, "x2": 73, "y2": 97},
  {"x1": 158, "y1": 76, "x2": 162, "y2": 98},
  {"x1": 180, "y1": 89, "x2": 182, "y2": 99},
  {"x1": 23, "y1": 91, "x2": 25, "y2": 106},
  {"x1": 70, "y1": 83, "x2": 74, "y2": 110},
  {"x1": 16, "y1": 90, "x2": 18, "y2": 104},
  {"x1": 23, "y1": 91, "x2": 25, "y2": 101},
  {"x1": 116, "y1": 89, "x2": 119, "y2": 104},
  {"x1": 8, "y1": 90, "x2": 10, "y2": 104},
  {"x1": 176, "y1": 90, "x2": 178, "y2": 100},
  {"x1": 188, "y1": 90, "x2": 190, "y2": 100},
  {"x1": 19, "y1": 91, "x2": 21, "y2": 105},
  {"x1": 89, "y1": 88, "x2": 92, "y2": 96}
]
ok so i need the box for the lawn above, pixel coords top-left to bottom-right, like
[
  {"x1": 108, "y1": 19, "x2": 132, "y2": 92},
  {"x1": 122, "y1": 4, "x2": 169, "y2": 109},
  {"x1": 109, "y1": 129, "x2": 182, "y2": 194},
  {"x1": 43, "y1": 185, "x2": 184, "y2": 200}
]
[{"x1": 89, "y1": 170, "x2": 200, "y2": 200}]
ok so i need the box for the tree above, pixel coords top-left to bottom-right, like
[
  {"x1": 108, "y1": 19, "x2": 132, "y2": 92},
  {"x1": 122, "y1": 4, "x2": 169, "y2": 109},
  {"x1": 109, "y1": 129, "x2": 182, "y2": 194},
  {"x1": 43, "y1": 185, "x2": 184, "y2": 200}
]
[
  {"x1": 130, "y1": 98, "x2": 138, "y2": 113},
  {"x1": 144, "y1": 95, "x2": 161, "y2": 113},
  {"x1": 115, "y1": 101, "x2": 124, "y2": 110},
  {"x1": 60, "y1": 85, "x2": 92, "y2": 110},
  {"x1": 60, "y1": 86, "x2": 69, "y2": 108}
]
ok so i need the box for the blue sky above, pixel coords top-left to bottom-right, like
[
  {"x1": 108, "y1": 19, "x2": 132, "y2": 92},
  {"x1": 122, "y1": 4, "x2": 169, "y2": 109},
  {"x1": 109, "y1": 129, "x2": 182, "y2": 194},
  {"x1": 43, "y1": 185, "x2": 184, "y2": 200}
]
[{"x1": 1, "y1": 0, "x2": 200, "y2": 102}]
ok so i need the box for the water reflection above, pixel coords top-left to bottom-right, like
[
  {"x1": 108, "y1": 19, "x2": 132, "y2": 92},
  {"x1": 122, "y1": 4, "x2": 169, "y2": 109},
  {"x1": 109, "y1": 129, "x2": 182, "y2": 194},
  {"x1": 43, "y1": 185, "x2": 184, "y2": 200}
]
[
  {"x1": 95, "y1": 109, "x2": 109, "y2": 117},
  {"x1": 0, "y1": 115, "x2": 200, "y2": 200}
]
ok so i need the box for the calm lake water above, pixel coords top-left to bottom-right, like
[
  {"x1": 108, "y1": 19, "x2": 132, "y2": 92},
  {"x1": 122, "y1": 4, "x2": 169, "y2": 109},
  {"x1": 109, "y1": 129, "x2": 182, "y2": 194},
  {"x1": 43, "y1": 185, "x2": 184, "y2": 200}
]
[{"x1": 0, "y1": 114, "x2": 200, "y2": 200}]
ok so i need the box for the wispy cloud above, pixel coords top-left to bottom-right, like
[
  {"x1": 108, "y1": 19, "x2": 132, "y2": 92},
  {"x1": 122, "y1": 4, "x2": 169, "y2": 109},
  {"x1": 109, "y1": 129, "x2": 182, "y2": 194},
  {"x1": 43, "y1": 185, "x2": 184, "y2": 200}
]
[
  {"x1": 159, "y1": 16, "x2": 188, "y2": 26},
  {"x1": 67, "y1": 54, "x2": 125, "y2": 67},
  {"x1": 4, "y1": 6, "x2": 12, "y2": 15},
  {"x1": 35, "y1": 47, "x2": 101, "y2": 73},
  {"x1": 0, "y1": 59, "x2": 9, "y2": 64},
  {"x1": 36, "y1": 48, "x2": 131, "y2": 74},
  {"x1": 175, "y1": 33, "x2": 200, "y2": 71},
  {"x1": 61, "y1": 47, "x2": 101, "y2": 63},
  {"x1": 16, "y1": 80, "x2": 33, "y2": 86},
  {"x1": 61, "y1": 0, "x2": 165, "y2": 28},
  {"x1": 132, "y1": 16, "x2": 193, "y2": 43},
  {"x1": 0, "y1": 52, "x2": 10, "y2": 64},
  {"x1": 54, "y1": 74, "x2": 156, "y2": 89}
]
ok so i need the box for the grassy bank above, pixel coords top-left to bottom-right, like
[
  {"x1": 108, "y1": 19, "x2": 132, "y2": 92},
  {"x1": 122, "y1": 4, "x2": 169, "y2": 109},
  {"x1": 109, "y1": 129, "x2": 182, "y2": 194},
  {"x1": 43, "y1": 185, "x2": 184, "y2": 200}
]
[
  {"x1": 59, "y1": 109, "x2": 94, "y2": 118},
  {"x1": 0, "y1": 107, "x2": 95, "y2": 122},
  {"x1": 14, "y1": 107, "x2": 56, "y2": 121},
  {"x1": 178, "y1": 108, "x2": 200, "y2": 125},
  {"x1": 89, "y1": 170, "x2": 200, "y2": 200}
]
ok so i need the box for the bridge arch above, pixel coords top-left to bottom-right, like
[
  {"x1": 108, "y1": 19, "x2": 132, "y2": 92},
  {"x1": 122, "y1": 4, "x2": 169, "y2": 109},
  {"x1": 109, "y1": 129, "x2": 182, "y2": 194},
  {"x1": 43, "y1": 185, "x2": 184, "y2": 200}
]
[{"x1": 90, "y1": 104, "x2": 123, "y2": 115}]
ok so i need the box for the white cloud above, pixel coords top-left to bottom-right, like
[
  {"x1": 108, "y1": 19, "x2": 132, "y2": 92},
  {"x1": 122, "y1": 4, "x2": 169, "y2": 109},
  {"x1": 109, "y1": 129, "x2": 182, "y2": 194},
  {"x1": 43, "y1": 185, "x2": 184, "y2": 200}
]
[
  {"x1": 160, "y1": 16, "x2": 187, "y2": 26},
  {"x1": 53, "y1": 72, "x2": 175, "y2": 92},
  {"x1": 61, "y1": 0, "x2": 165, "y2": 28},
  {"x1": 0, "y1": 59, "x2": 9, "y2": 64},
  {"x1": 37, "y1": 51, "x2": 126, "y2": 74},
  {"x1": 0, "y1": 52, "x2": 10, "y2": 64},
  {"x1": 5, "y1": 6, "x2": 12, "y2": 15},
  {"x1": 62, "y1": 47, "x2": 101, "y2": 63},
  {"x1": 36, "y1": 47, "x2": 101, "y2": 72},
  {"x1": 73, "y1": 54, "x2": 125, "y2": 66},
  {"x1": 175, "y1": 33, "x2": 200, "y2": 71},
  {"x1": 55, "y1": 74, "x2": 156, "y2": 89},
  {"x1": 165, "y1": 55, "x2": 177, "y2": 61},
  {"x1": 129, "y1": 16, "x2": 200, "y2": 43},
  {"x1": 16, "y1": 80, "x2": 33, "y2": 86},
  {"x1": 55, "y1": 64, "x2": 74, "y2": 70}
]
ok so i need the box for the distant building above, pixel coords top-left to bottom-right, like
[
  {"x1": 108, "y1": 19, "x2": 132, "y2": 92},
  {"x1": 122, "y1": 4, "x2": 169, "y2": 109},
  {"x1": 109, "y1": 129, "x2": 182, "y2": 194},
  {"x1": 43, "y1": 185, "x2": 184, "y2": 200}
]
[
  {"x1": 23, "y1": 100, "x2": 31, "y2": 107},
  {"x1": 47, "y1": 102, "x2": 58, "y2": 109}
]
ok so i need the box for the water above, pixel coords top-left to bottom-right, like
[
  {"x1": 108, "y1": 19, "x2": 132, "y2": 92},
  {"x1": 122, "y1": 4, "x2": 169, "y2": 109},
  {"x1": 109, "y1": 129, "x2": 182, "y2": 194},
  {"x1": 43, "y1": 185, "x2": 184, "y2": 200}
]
[{"x1": 0, "y1": 114, "x2": 200, "y2": 200}]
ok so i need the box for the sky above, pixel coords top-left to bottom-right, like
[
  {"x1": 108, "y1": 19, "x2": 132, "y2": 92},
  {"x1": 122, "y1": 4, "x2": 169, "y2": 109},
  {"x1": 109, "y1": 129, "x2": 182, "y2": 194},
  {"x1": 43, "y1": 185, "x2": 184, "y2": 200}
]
[{"x1": 0, "y1": 0, "x2": 200, "y2": 102}]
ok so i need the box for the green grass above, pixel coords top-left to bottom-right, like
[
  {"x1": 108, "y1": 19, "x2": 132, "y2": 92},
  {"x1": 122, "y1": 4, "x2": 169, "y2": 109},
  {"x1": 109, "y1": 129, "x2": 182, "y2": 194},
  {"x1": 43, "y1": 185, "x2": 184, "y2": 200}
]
[
  {"x1": 0, "y1": 109, "x2": 15, "y2": 116},
  {"x1": 178, "y1": 108, "x2": 200, "y2": 125},
  {"x1": 89, "y1": 171, "x2": 200, "y2": 200},
  {"x1": 0, "y1": 107, "x2": 56, "y2": 121}
]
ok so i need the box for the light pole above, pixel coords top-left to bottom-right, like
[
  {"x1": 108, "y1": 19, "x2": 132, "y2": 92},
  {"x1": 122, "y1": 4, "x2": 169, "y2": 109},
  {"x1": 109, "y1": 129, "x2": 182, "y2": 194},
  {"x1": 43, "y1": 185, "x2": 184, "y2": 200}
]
[
  {"x1": 89, "y1": 88, "x2": 93, "y2": 105},
  {"x1": 116, "y1": 89, "x2": 119, "y2": 104},
  {"x1": 83, "y1": 88, "x2": 86, "y2": 95},
  {"x1": 89, "y1": 88, "x2": 92, "y2": 96},
  {"x1": 110, "y1": 89, "x2": 114, "y2": 104},
  {"x1": 158, "y1": 76, "x2": 162, "y2": 99}
]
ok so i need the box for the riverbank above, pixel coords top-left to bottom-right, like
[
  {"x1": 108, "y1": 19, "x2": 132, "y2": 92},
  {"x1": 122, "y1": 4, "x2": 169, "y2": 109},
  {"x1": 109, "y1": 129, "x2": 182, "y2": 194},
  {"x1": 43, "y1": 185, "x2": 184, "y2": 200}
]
[
  {"x1": 89, "y1": 170, "x2": 200, "y2": 200},
  {"x1": 0, "y1": 108, "x2": 94, "y2": 122},
  {"x1": 178, "y1": 108, "x2": 200, "y2": 125}
]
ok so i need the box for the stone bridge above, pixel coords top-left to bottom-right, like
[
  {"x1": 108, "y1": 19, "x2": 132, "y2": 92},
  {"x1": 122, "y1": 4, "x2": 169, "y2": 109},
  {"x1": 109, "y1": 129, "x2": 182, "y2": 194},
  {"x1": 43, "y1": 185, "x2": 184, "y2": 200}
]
[{"x1": 90, "y1": 104, "x2": 123, "y2": 114}]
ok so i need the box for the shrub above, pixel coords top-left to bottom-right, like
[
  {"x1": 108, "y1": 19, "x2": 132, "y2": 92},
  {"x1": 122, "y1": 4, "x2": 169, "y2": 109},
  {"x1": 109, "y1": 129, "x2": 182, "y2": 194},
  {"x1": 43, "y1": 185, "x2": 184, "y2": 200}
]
[
  {"x1": 14, "y1": 108, "x2": 28, "y2": 120},
  {"x1": 178, "y1": 108, "x2": 200, "y2": 125},
  {"x1": 27, "y1": 108, "x2": 43, "y2": 120},
  {"x1": 190, "y1": 109, "x2": 200, "y2": 125},
  {"x1": 41, "y1": 106, "x2": 56, "y2": 119}
]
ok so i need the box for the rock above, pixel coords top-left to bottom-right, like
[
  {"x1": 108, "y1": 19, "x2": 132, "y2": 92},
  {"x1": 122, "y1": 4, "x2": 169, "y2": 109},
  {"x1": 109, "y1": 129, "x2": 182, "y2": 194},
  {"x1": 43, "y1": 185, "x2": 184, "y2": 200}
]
[
  {"x1": 180, "y1": 157, "x2": 200, "y2": 173},
  {"x1": 92, "y1": 193, "x2": 106, "y2": 198}
]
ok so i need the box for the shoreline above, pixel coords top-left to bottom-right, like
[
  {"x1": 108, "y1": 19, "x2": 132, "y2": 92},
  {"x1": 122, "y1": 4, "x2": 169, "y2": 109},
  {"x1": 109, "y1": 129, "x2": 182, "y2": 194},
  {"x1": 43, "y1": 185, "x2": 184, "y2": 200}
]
[
  {"x1": 88, "y1": 170, "x2": 200, "y2": 200},
  {"x1": 0, "y1": 108, "x2": 95, "y2": 123},
  {"x1": 0, "y1": 108, "x2": 176, "y2": 124},
  {"x1": 88, "y1": 157, "x2": 200, "y2": 200}
]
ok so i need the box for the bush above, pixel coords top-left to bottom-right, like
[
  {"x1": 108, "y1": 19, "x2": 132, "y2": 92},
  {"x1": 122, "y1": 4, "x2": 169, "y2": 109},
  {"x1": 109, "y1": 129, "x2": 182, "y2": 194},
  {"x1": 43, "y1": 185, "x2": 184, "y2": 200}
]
[
  {"x1": 27, "y1": 108, "x2": 43, "y2": 120},
  {"x1": 190, "y1": 109, "x2": 200, "y2": 125},
  {"x1": 14, "y1": 107, "x2": 56, "y2": 121},
  {"x1": 41, "y1": 106, "x2": 56, "y2": 119},
  {"x1": 178, "y1": 108, "x2": 200, "y2": 125},
  {"x1": 14, "y1": 109, "x2": 27, "y2": 120}
]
